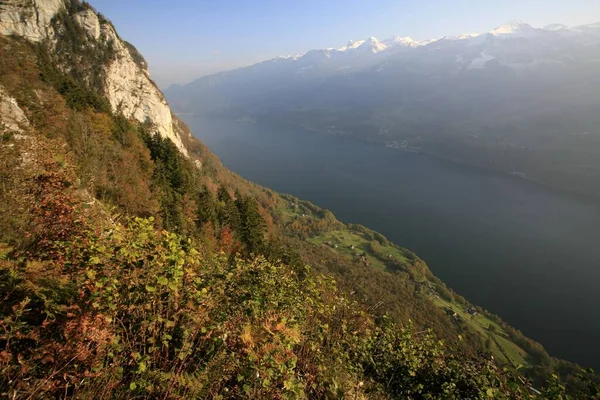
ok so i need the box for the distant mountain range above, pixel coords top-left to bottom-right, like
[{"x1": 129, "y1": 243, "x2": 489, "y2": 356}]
[{"x1": 165, "y1": 21, "x2": 600, "y2": 197}]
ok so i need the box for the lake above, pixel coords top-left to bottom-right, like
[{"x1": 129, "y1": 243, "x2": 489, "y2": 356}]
[{"x1": 181, "y1": 115, "x2": 600, "y2": 369}]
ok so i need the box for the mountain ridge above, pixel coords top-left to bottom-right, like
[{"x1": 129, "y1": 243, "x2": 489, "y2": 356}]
[
  {"x1": 169, "y1": 19, "x2": 600, "y2": 86},
  {"x1": 165, "y1": 18, "x2": 600, "y2": 199}
]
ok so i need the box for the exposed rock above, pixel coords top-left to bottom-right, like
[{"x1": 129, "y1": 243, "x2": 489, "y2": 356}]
[
  {"x1": 0, "y1": 84, "x2": 29, "y2": 134},
  {"x1": 0, "y1": 1, "x2": 188, "y2": 156},
  {"x1": 93, "y1": 19, "x2": 188, "y2": 155},
  {"x1": 74, "y1": 8, "x2": 100, "y2": 39},
  {"x1": 0, "y1": 0, "x2": 64, "y2": 42}
]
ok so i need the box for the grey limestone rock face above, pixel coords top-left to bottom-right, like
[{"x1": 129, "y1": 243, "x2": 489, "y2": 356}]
[{"x1": 0, "y1": 0, "x2": 188, "y2": 156}]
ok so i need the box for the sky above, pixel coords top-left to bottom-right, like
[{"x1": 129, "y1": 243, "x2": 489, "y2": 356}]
[{"x1": 88, "y1": 0, "x2": 600, "y2": 88}]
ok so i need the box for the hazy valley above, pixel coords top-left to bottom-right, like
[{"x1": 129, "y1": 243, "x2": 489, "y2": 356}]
[{"x1": 167, "y1": 21, "x2": 600, "y2": 199}]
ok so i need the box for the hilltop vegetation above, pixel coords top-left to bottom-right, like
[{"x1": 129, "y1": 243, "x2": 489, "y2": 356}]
[{"x1": 0, "y1": 2, "x2": 598, "y2": 398}]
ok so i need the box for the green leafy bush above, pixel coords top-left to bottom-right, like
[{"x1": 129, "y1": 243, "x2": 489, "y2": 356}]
[{"x1": 1, "y1": 218, "x2": 556, "y2": 399}]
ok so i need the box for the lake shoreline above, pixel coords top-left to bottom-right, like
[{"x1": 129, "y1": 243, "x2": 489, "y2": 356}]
[
  {"x1": 181, "y1": 113, "x2": 600, "y2": 369},
  {"x1": 265, "y1": 118, "x2": 600, "y2": 204}
]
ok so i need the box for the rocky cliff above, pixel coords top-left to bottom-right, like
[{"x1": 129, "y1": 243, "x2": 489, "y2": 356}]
[
  {"x1": 0, "y1": 0, "x2": 64, "y2": 42},
  {"x1": 0, "y1": 84, "x2": 29, "y2": 134},
  {"x1": 0, "y1": 0, "x2": 188, "y2": 155}
]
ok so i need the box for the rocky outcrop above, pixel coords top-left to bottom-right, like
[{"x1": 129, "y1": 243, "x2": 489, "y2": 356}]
[
  {"x1": 0, "y1": 84, "x2": 29, "y2": 134},
  {"x1": 89, "y1": 15, "x2": 188, "y2": 155},
  {"x1": 0, "y1": 0, "x2": 64, "y2": 42},
  {"x1": 74, "y1": 8, "x2": 101, "y2": 40},
  {"x1": 0, "y1": 0, "x2": 188, "y2": 156}
]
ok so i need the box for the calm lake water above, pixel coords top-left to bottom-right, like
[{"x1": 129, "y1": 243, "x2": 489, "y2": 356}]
[{"x1": 181, "y1": 115, "x2": 600, "y2": 369}]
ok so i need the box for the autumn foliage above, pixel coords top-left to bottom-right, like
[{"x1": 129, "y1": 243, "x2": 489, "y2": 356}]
[{"x1": 0, "y1": 10, "x2": 598, "y2": 399}]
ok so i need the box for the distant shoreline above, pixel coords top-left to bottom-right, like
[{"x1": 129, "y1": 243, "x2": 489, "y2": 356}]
[
  {"x1": 180, "y1": 113, "x2": 600, "y2": 203},
  {"x1": 293, "y1": 122, "x2": 600, "y2": 203}
]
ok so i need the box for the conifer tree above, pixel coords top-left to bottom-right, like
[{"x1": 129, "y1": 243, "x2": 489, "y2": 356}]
[
  {"x1": 236, "y1": 194, "x2": 265, "y2": 254},
  {"x1": 217, "y1": 185, "x2": 241, "y2": 231},
  {"x1": 196, "y1": 184, "x2": 217, "y2": 228}
]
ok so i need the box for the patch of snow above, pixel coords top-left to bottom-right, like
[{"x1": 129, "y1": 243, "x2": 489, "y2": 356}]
[
  {"x1": 382, "y1": 36, "x2": 419, "y2": 48},
  {"x1": 338, "y1": 39, "x2": 366, "y2": 52},
  {"x1": 490, "y1": 20, "x2": 541, "y2": 39},
  {"x1": 356, "y1": 37, "x2": 387, "y2": 53},
  {"x1": 276, "y1": 54, "x2": 302, "y2": 61},
  {"x1": 544, "y1": 23, "x2": 569, "y2": 31},
  {"x1": 468, "y1": 51, "x2": 495, "y2": 69},
  {"x1": 428, "y1": 33, "x2": 484, "y2": 47},
  {"x1": 443, "y1": 33, "x2": 481, "y2": 41}
]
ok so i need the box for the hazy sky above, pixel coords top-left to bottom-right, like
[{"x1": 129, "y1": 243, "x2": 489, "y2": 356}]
[{"x1": 88, "y1": 0, "x2": 600, "y2": 88}]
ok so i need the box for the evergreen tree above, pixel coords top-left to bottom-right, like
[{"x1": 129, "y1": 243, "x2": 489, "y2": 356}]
[
  {"x1": 196, "y1": 185, "x2": 217, "y2": 228},
  {"x1": 236, "y1": 194, "x2": 265, "y2": 254},
  {"x1": 217, "y1": 185, "x2": 241, "y2": 231}
]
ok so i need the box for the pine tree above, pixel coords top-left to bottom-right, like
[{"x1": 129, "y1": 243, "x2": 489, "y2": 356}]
[
  {"x1": 217, "y1": 185, "x2": 241, "y2": 231},
  {"x1": 196, "y1": 185, "x2": 217, "y2": 228},
  {"x1": 236, "y1": 194, "x2": 265, "y2": 254}
]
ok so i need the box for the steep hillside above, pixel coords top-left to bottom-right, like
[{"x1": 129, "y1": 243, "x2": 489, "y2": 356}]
[
  {"x1": 1, "y1": 0, "x2": 187, "y2": 154},
  {"x1": 0, "y1": 1, "x2": 598, "y2": 398}
]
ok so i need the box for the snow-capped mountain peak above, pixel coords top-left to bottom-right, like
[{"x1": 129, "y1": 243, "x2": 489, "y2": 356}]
[
  {"x1": 431, "y1": 33, "x2": 481, "y2": 43},
  {"x1": 450, "y1": 33, "x2": 481, "y2": 40},
  {"x1": 492, "y1": 20, "x2": 530, "y2": 32},
  {"x1": 490, "y1": 20, "x2": 539, "y2": 38},
  {"x1": 382, "y1": 36, "x2": 418, "y2": 47},
  {"x1": 359, "y1": 37, "x2": 387, "y2": 53},
  {"x1": 338, "y1": 39, "x2": 366, "y2": 52},
  {"x1": 167, "y1": 18, "x2": 600, "y2": 122},
  {"x1": 276, "y1": 54, "x2": 303, "y2": 61},
  {"x1": 335, "y1": 36, "x2": 423, "y2": 54},
  {"x1": 198, "y1": 19, "x2": 600, "y2": 79},
  {"x1": 544, "y1": 23, "x2": 569, "y2": 31}
]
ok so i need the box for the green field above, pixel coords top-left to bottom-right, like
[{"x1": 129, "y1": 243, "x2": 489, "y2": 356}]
[
  {"x1": 280, "y1": 194, "x2": 531, "y2": 369},
  {"x1": 433, "y1": 297, "x2": 528, "y2": 367},
  {"x1": 307, "y1": 229, "x2": 412, "y2": 271}
]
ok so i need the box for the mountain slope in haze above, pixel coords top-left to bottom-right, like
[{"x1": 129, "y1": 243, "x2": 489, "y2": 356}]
[
  {"x1": 1, "y1": 2, "x2": 598, "y2": 398},
  {"x1": 166, "y1": 20, "x2": 600, "y2": 198}
]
